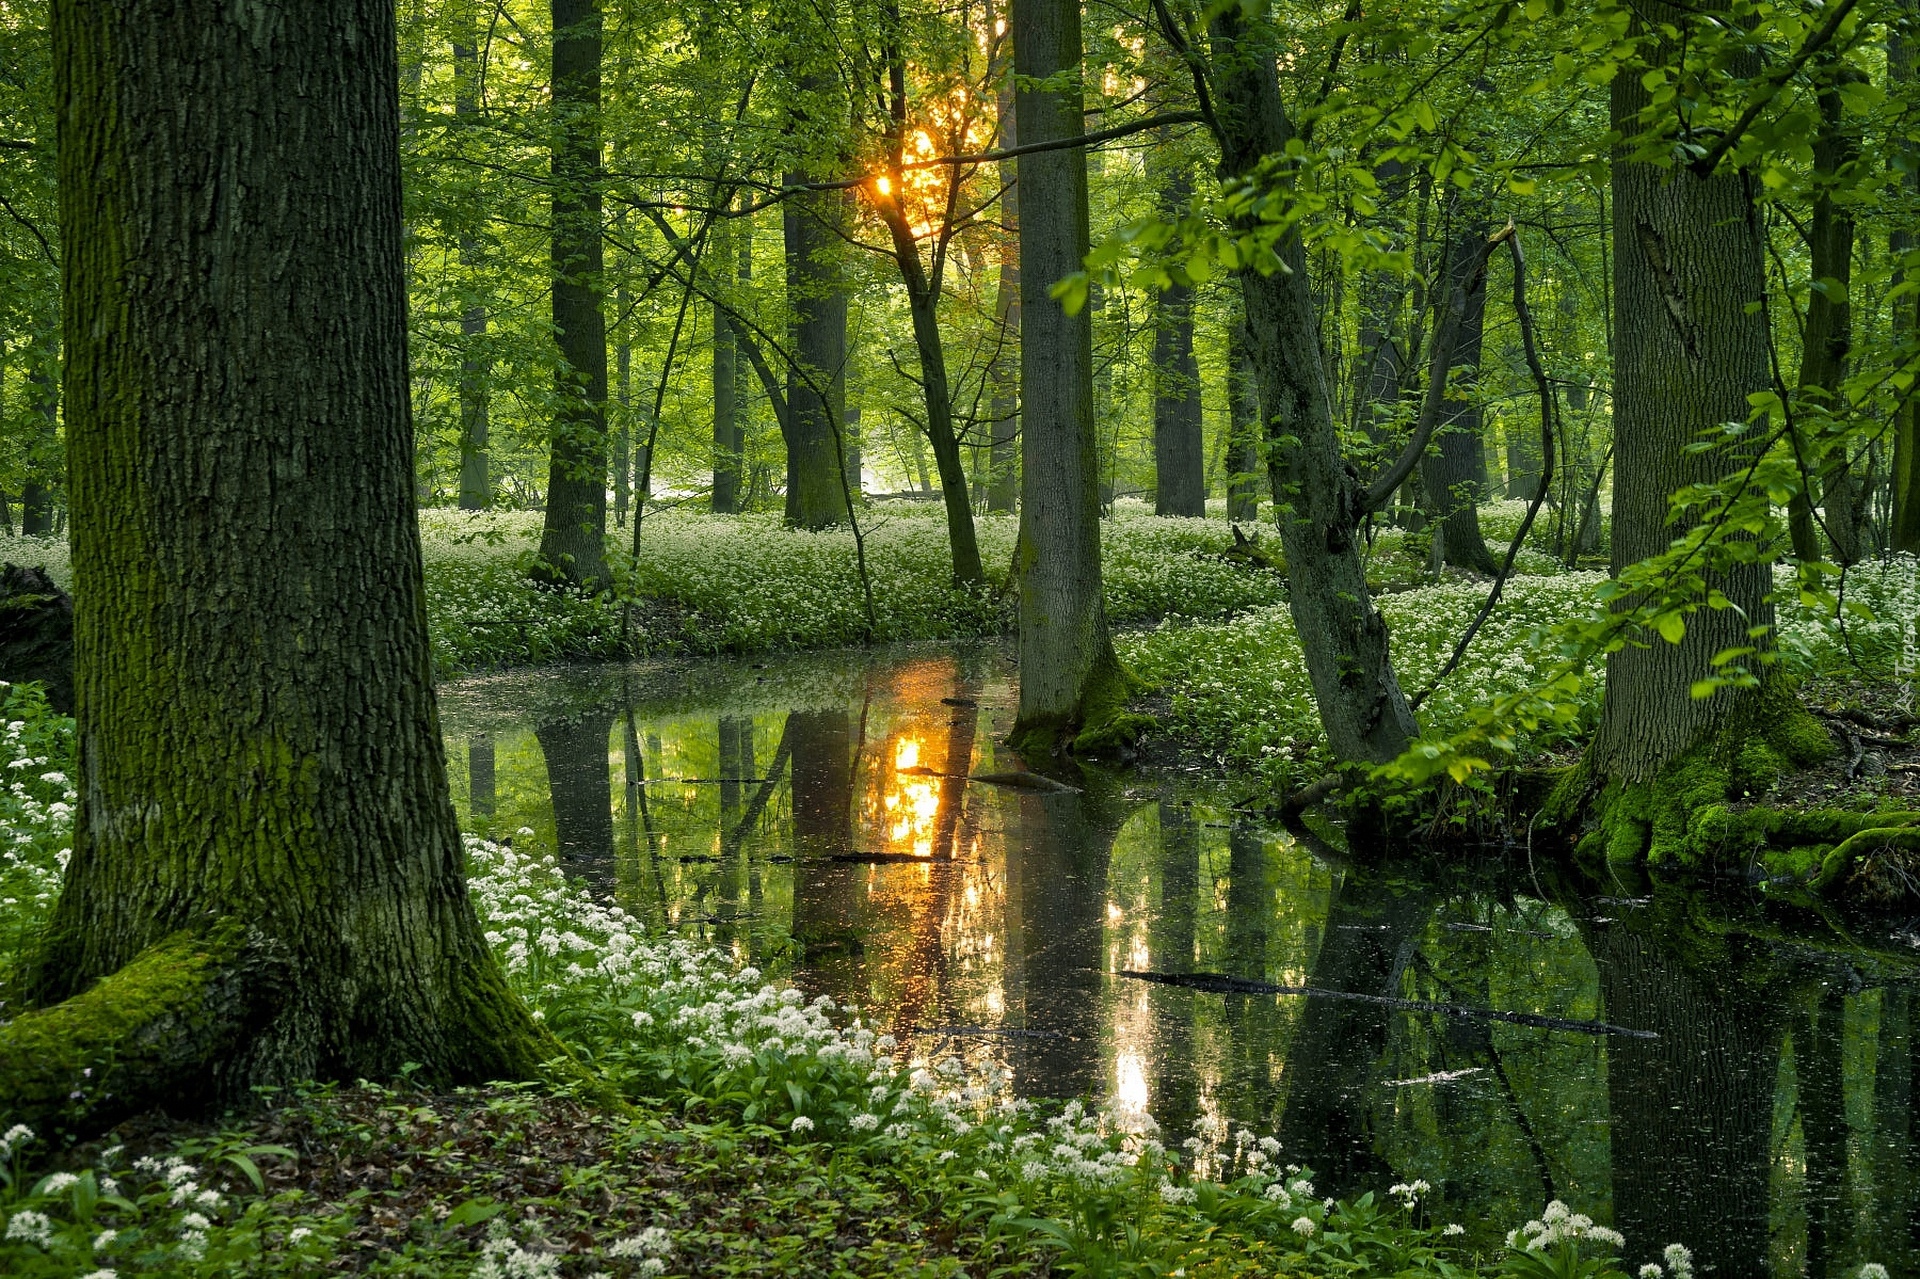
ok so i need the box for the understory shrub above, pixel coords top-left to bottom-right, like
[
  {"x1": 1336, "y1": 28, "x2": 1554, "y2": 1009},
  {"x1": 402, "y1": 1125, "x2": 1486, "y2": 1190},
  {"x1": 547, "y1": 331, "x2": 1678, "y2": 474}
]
[{"x1": 1123, "y1": 558, "x2": 1920, "y2": 789}]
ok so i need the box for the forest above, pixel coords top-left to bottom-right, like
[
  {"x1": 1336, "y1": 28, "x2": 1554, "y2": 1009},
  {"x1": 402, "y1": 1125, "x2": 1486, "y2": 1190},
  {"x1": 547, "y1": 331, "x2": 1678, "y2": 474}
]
[{"x1": 0, "y1": 0, "x2": 1918, "y2": 1275}]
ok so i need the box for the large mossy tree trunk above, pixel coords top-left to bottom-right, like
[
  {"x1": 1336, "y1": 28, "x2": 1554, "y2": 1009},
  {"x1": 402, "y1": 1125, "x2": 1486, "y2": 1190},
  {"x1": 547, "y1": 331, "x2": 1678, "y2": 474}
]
[
  {"x1": 1589, "y1": 2, "x2": 1781, "y2": 788},
  {"x1": 12, "y1": 0, "x2": 551, "y2": 1134},
  {"x1": 1009, "y1": 0, "x2": 1128, "y2": 753},
  {"x1": 1203, "y1": 5, "x2": 1417, "y2": 764},
  {"x1": 537, "y1": 0, "x2": 609, "y2": 587}
]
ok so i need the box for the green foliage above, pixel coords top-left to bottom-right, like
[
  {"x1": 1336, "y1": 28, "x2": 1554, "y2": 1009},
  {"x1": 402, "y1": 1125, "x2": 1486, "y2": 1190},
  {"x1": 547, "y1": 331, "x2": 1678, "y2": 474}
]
[
  {"x1": 0, "y1": 682, "x2": 72, "y2": 993},
  {"x1": 420, "y1": 506, "x2": 1288, "y2": 672}
]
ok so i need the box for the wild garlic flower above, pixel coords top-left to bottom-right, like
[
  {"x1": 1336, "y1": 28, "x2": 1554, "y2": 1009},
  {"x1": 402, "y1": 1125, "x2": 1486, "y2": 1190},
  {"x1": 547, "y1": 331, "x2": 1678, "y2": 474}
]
[
  {"x1": 1291, "y1": 1217, "x2": 1317, "y2": 1237},
  {"x1": 6, "y1": 1210, "x2": 54, "y2": 1246}
]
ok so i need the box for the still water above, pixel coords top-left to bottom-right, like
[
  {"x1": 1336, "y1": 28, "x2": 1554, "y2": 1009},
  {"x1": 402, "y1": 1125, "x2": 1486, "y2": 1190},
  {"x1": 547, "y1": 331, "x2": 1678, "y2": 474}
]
[{"x1": 438, "y1": 641, "x2": 1920, "y2": 1278}]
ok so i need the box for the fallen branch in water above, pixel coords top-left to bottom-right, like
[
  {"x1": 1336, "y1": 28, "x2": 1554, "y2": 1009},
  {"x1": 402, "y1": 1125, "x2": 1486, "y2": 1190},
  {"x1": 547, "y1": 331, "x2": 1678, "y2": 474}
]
[{"x1": 1118, "y1": 969, "x2": 1657, "y2": 1039}]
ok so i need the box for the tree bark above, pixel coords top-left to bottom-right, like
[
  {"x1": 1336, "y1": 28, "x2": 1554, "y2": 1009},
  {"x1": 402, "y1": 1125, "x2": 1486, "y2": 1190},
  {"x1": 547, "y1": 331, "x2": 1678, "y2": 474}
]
[
  {"x1": 1151, "y1": 153, "x2": 1205, "y2": 517},
  {"x1": 1888, "y1": 10, "x2": 1919, "y2": 554},
  {"x1": 538, "y1": 0, "x2": 608, "y2": 586},
  {"x1": 987, "y1": 61, "x2": 1021, "y2": 515},
  {"x1": 712, "y1": 211, "x2": 743, "y2": 513},
  {"x1": 1203, "y1": 5, "x2": 1417, "y2": 764},
  {"x1": 1225, "y1": 308, "x2": 1262, "y2": 522},
  {"x1": 1010, "y1": 0, "x2": 1126, "y2": 751},
  {"x1": 782, "y1": 170, "x2": 853, "y2": 529},
  {"x1": 454, "y1": 7, "x2": 490, "y2": 512},
  {"x1": 1419, "y1": 219, "x2": 1497, "y2": 574},
  {"x1": 18, "y1": 0, "x2": 548, "y2": 1130},
  {"x1": 1588, "y1": 1, "x2": 1778, "y2": 783},
  {"x1": 1789, "y1": 59, "x2": 1863, "y2": 564}
]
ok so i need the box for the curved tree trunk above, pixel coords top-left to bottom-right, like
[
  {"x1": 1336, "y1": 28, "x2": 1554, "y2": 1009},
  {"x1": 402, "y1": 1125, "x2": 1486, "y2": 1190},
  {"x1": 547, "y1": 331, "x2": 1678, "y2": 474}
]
[
  {"x1": 537, "y1": 0, "x2": 609, "y2": 586},
  {"x1": 1010, "y1": 0, "x2": 1125, "y2": 751},
  {"x1": 1204, "y1": 6, "x2": 1417, "y2": 764},
  {"x1": 14, "y1": 0, "x2": 549, "y2": 1132}
]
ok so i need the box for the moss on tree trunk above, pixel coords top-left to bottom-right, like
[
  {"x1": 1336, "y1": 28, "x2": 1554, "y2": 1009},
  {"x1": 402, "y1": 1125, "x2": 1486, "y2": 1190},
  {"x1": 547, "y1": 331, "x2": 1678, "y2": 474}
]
[{"x1": 12, "y1": 0, "x2": 556, "y2": 1135}]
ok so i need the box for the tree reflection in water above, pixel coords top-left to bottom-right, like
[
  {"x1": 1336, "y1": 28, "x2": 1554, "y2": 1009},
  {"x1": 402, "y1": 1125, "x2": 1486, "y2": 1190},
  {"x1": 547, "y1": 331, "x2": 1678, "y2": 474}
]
[{"x1": 439, "y1": 643, "x2": 1920, "y2": 1275}]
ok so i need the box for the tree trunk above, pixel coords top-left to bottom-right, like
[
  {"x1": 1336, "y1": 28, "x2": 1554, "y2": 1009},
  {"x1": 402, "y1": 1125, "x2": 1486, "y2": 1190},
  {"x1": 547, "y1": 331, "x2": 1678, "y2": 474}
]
[
  {"x1": 987, "y1": 70, "x2": 1021, "y2": 515},
  {"x1": 22, "y1": 329, "x2": 60, "y2": 536},
  {"x1": 1010, "y1": 0, "x2": 1127, "y2": 752},
  {"x1": 1225, "y1": 308, "x2": 1262, "y2": 522},
  {"x1": 712, "y1": 213, "x2": 743, "y2": 514},
  {"x1": 13, "y1": 0, "x2": 548, "y2": 1132},
  {"x1": 877, "y1": 160, "x2": 985, "y2": 582},
  {"x1": 1348, "y1": 159, "x2": 1409, "y2": 455},
  {"x1": 1789, "y1": 59, "x2": 1862, "y2": 564},
  {"x1": 613, "y1": 221, "x2": 631, "y2": 528},
  {"x1": 1419, "y1": 220, "x2": 1497, "y2": 574},
  {"x1": 454, "y1": 9, "x2": 490, "y2": 512},
  {"x1": 782, "y1": 175, "x2": 852, "y2": 529},
  {"x1": 1205, "y1": 5, "x2": 1417, "y2": 764},
  {"x1": 537, "y1": 0, "x2": 608, "y2": 586},
  {"x1": 1888, "y1": 11, "x2": 1919, "y2": 554},
  {"x1": 1151, "y1": 153, "x2": 1205, "y2": 518},
  {"x1": 1588, "y1": 2, "x2": 1779, "y2": 784}
]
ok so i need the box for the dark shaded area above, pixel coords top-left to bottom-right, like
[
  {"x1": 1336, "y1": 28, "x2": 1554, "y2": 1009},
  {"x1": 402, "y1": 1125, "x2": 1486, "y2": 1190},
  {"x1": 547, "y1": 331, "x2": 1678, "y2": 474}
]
[{"x1": 0, "y1": 563, "x2": 72, "y2": 713}]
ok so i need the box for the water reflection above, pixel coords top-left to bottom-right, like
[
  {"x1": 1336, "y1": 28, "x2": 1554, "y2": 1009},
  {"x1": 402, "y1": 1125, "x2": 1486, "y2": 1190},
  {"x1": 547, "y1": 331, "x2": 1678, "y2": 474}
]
[{"x1": 439, "y1": 643, "x2": 1920, "y2": 1275}]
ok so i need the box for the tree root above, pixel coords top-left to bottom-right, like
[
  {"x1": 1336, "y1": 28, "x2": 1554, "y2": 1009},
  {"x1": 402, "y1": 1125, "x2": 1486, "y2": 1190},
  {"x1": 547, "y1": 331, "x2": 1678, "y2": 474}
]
[{"x1": 0, "y1": 924, "x2": 284, "y2": 1134}]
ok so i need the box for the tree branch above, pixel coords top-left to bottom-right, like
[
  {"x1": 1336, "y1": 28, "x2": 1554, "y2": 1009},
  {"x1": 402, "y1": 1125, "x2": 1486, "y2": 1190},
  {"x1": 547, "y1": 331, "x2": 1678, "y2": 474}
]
[{"x1": 1360, "y1": 222, "x2": 1514, "y2": 513}]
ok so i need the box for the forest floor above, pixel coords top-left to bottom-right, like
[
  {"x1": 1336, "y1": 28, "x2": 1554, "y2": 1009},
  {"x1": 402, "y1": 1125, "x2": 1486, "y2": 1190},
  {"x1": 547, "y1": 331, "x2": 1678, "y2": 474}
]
[{"x1": 81, "y1": 1084, "x2": 1000, "y2": 1277}]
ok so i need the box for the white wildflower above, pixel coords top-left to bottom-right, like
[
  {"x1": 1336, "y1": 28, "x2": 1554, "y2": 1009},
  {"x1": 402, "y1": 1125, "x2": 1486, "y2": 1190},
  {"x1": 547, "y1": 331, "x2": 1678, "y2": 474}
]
[
  {"x1": 1291, "y1": 1216, "x2": 1316, "y2": 1237},
  {"x1": 790, "y1": 1115, "x2": 814, "y2": 1133},
  {"x1": 5, "y1": 1209, "x2": 54, "y2": 1246}
]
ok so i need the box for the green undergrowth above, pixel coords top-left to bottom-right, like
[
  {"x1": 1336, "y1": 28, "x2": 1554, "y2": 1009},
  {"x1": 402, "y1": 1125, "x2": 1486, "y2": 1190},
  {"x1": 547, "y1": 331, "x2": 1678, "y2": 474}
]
[
  {"x1": 1125, "y1": 558, "x2": 1919, "y2": 795},
  {"x1": 420, "y1": 505, "x2": 1287, "y2": 674}
]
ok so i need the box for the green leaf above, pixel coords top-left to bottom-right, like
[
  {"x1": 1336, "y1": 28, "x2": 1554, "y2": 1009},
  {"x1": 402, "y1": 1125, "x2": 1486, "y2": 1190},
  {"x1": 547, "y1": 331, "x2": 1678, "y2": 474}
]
[{"x1": 1654, "y1": 613, "x2": 1685, "y2": 644}]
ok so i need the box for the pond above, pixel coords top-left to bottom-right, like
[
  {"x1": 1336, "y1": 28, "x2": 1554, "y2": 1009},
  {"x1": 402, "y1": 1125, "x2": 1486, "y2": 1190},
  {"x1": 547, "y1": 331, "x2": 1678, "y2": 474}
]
[{"x1": 437, "y1": 641, "x2": 1920, "y2": 1278}]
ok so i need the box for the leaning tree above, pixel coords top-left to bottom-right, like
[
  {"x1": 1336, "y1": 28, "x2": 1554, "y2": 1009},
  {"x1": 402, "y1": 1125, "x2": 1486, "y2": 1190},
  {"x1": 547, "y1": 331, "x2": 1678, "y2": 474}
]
[{"x1": 1, "y1": 0, "x2": 552, "y2": 1131}]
